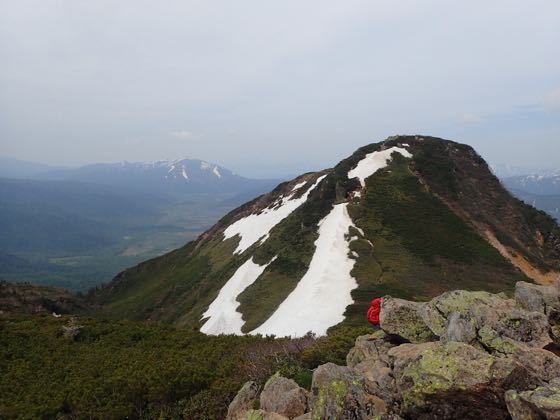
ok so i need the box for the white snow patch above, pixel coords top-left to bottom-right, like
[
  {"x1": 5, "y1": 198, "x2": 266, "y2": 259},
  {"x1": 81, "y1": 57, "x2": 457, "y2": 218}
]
[
  {"x1": 354, "y1": 226, "x2": 364, "y2": 236},
  {"x1": 213, "y1": 166, "x2": 222, "y2": 178},
  {"x1": 223, "y1": 175, "x2": 326, "y2": 254},
  {"x1": 200, "y1": 161, "x2": 211, "y2": 170},
  {"x1": 351, "y1": 251, "x2": 359, "y2": 258},
  {"x1": 348, "y1": 146, "x2": 412, "y2": 187},
  {"x1": 250, "y1": 203, "x2": 358, "y2": 337},
  {"x1": 181, "y1": 167, "x2": 189, "y2": 180},
  {"x1": 291, "y1": 181, "x2": 307, "y2": 192},
  {"x1": 200, "y1": 256, "x2": 276, "y2": 335},
  {"x1": 351, "y1": 191, "x2": 361, "y2": 199},
  {"x1": 167, "y1": 164, "x2": 175, "y2": 173}
]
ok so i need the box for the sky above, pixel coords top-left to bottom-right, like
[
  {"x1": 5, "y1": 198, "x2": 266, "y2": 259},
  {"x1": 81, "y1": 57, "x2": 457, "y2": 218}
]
[{"x1": 0, "y1": 0, "x2": 559, "y2": 178}]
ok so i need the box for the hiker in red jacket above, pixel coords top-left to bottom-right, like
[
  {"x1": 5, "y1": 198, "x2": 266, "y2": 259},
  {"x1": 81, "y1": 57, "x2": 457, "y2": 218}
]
[{"x1": 367, "y1": 297, "x2": 382, "y2": 329}]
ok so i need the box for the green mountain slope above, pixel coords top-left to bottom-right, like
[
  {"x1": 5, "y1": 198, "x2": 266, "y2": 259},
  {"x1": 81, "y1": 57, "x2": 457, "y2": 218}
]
[{"x1": 95, "y1": 136, "x2": 560, "y2": 335}]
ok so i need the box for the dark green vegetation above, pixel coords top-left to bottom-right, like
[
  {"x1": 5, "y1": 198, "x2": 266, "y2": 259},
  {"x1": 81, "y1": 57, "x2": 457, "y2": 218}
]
[
  {"x1": 95, "y1": 136, "x2": 560, "y2": 334},
  {"x1": 507, "y1": 189, "x2": 560, "y2": 222},
  {"x1": 0, "y1": 313, "x2": 369, "y2": 419},
  {"x1": 0, "y1": 176, "x2": 276, "y2": 291}
]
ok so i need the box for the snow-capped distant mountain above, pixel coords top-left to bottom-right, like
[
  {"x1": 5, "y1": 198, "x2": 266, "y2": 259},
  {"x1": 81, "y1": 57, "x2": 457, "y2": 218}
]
[
  {"x1": 500, "y1": 171, "x2": 560, "y2": 221},
  {"x1": 38, "y1": 158, "x2": 275, "y2": 195},
  {"x1": 502, "y1": 172, "x2": 560, "y2": 195}
]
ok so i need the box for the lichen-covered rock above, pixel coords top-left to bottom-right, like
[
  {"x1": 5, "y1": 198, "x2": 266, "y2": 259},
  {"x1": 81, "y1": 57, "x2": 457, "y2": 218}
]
[
  {"x1": 484, "y1": 309, "x2": 552, "y2": 349},
  {"x1": 346, "y1": 332, "x2": 398, "y2": 404},
  {"x1": 353, "y1": 360, "x2": 396, "y2": 406},
  {"x1": 512, "y1": 346, "x2": 560, "y2": 384},
  {"x1": 346, "y1": 331, "x2": 394, "y2": 368},
  {"x1": 443, "y1": 312, "x2": 477, "y2": 344},
  {"x1": 418, "y1": 302, "x2": 447, "y2": 337},
  {"x1": 243, "y1": 409, "x2": 289, "y2": 420},
  {"x1": 227, "y1": 381, "x2": 260, "y2": 420},
  {"x1": 477, "y1": 325, "x2": 521, "y2": 355},
  {"x1": 380, "y1": 297, "x2": 437, "y2": 343},
  {"x1": 309, "y1": 363, "x2": 381, "y2": 419},
  {"x1": 260, "y1": 374, "x2": 308, "y2": 419},
  {"x1": 431, "y1": 290, "x2": 509, "y2": 320},
  {"x1": 515, "y1": 281, "x2": 560, "y2": 315},
  {"x1": 505, "y1": 379, "x2": 560, "y2": 420},
  {"x1": 391, "y1": 341, "x2": 520, "y2": 418}
]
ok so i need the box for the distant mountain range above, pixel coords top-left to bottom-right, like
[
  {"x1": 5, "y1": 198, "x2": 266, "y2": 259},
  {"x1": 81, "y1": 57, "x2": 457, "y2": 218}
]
[
  {"x1": 0, "y1": 157, "x2": 279, "y2": 291},
  {"x1": 502, "y1": 172, "x2": 560, "y2": 195},
  {"x1": 95, "y1": 135, "x2": 560, "y2": 337},
  {"x1": 501, "y1": 172, "x2": 560, "y2": 221}
]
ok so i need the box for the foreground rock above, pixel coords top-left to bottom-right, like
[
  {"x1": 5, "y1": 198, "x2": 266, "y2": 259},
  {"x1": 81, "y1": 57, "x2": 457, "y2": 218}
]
[
  {"x1": 505, "y1": 379, "x2": 560, "y2": 420},
  {"x1": 260, "y1": 374, "x2": 308, "y2": 419},
  {"x1": 228, "y1": 281, "x2": 560, "y2": 419},
  {"x1": 380, "y1": 297, "x2": 437, "y2": 343},
  {"x1": 227, "y1": 381, "x2": 260, "y2": 420}
]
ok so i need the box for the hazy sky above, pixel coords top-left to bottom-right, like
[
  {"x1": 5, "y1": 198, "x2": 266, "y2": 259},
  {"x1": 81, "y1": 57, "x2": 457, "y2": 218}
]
[{"x1": 1, "y1": 1, "x2": 559, "y2": 178}]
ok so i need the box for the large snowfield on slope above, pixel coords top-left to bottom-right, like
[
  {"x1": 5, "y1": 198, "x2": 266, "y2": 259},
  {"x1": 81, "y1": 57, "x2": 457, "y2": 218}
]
[
  {"x1": 250, "y1": 203, "x2": 358, "y2": 337},
  {"x1": 348, "y1": 146, "x2": 412, "y2": 186},
  {"x1": 223, "y1": 175, "x2": 327, "y2": 254},
  {"x1": 200, "y1": 257, "x2": 275, "y2": 335}
]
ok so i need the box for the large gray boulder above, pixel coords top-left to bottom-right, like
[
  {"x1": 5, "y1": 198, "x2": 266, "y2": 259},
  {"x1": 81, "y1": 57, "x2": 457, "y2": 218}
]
[
  {"x1": 512, "y1": 346, "x2": 560, "y2": 384},
  {"x1": 227, "y1": 381, "x2": 260, "y2": 420},
  {"x1": 474, "y1": 308, "x2": 552, "y2": 351},
  {"x1": 260, "y1": 374, "x2": 308, "y2": 419},
  {"x1": 346, "y1": 331, "x2": 393, "y2": 368},
  {"x1": 505, "y1": 378, "x2": 560, "y2": 420},
  {"x1": 347, "y1": 332, "x2": 398, "y2": 405},
  {"x1": 389, "y1": 341, "x2": 531, "y2": 418},
  {"x1": 418, "y1": 289, "x2": 552, "y2": 351},
  {"x1": 380, "y1": 297, "x2": 437, "y2": 343},
  {"x1": 515, "y1": 281, "x2": 560, "y2": 315},
  {"x1": 443, "y1": 312, "x2": 477, "y2": 344},
  {"x1": 309, "y1": 363, "x2": 383, "y2": 419},
  {"x1": 516, "y1": 280, "x2": 560, "y2": 344}
]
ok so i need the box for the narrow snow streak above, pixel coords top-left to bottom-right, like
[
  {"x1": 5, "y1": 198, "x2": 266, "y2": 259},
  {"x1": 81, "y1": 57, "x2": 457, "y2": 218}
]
[
  {"x1": 348, "y1": 146, "x2": 412, "y2": 187},
  {"x1": 200, "y1": 257, "x2": 276, "y2": 335},
  {"x1": 291, "y1": 181, "x2": 307, "y2": 191},
  {"x1": 251, "y1": 203, "x2": 358, "y2": 337},
  {"x1": 223, "y1": 175, "x2": 326, "y2": 254},
  {"x1": 181, "y1": 167, "x2": 189, "y2": 180}
]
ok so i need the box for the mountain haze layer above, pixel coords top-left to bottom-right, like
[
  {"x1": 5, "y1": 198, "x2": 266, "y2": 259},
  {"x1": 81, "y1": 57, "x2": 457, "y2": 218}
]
[
  {"x1": 96, "y1": 136, "x2": 560, "y2": 336},
  {"x1": 0, "y1": 158, "x2": 279, "y2": 290}
]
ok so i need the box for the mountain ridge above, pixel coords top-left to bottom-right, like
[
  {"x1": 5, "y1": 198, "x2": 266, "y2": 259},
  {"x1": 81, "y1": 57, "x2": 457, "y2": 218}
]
[{"x1": 95, "y1": 135, "x2": 560, "y2": 336}]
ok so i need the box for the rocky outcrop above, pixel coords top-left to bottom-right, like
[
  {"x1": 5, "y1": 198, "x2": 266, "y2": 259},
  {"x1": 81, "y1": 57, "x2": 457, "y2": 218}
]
[
  {"x1": 505, "y1": 379, "x2": 560, "y2": 420},
  {"x1": 308, "y1": 363, "x2": 386, "y2": 419},
  {"x1": 227, "y1": 381, "x2": 260, "y2": 420},
  {"x1": 228, "y1": 281, "x2": 560, "y2": 419},
  {"x1": 260, "y1": 374, "x2": 308, "y2": 419},
  {"x1": 380, "y1": 297, "x2": 437, "y2": 343}
]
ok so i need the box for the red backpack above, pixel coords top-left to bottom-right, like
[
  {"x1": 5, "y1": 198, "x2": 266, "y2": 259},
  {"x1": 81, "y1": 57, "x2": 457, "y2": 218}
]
[{"x1": 367, "y1": 298, "x2": 382, "y2": 325}]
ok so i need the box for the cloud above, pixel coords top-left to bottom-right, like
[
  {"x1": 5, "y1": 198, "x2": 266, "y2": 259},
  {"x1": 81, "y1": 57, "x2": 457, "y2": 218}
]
[
  {"x1": 544, "y1": 88, "x2": 560, "y2": 113},
  {"x1": 461, "y1": 113, "x2": 483, "y2": 124},
  {"x1": 170, "y1": 130, "x2": 200, "y2": 141}
]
